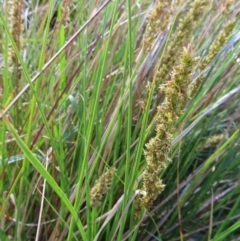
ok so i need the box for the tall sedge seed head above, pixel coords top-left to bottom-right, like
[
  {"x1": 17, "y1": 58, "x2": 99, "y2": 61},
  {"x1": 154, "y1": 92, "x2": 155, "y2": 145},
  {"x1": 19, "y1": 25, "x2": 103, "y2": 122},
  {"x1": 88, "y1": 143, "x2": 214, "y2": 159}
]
[
  {"x1": 191, "y1": 19, "x2": 236, "y2": 96},
  {"x1": 190, "y1": 0, "x2": 209, "y2": 22},
  {"x1": 154, "y1": 0, "x2": 208, "y2": 85},
  {"x1": 55, "y1": 0, "x2": 70, "y2": 30},
  {"x1": 222, "y1": 0, "x2": 237, "y2": 14},
  {"x1": 138, "y1": 44, "x2": 197, "y2": 210},
  {"x1": 204, "y1": 134, "x2": 224, "y2": 149},
  {"x1": 90, "y1": 167, "x2": 116, "y2": 207},
  {"x1": 200, "y1": 19, "x2": 236, "y2": 71},
  {"x1": 62, "y1": 0, "x2": 71, "y2": 25},
  {"x1": 7, "y1": 0, "x2": 22, "y2": 66},
  {"x1": 143, "y1": 0, "x2": 171, "y2": 53}
]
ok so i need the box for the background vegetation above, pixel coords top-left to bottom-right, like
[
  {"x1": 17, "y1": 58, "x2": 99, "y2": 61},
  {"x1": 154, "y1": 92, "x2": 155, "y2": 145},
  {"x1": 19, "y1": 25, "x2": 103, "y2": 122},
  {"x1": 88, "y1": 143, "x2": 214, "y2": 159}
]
[{"x1": 0, "y1": 0, "x2": 240, "y2": 240}]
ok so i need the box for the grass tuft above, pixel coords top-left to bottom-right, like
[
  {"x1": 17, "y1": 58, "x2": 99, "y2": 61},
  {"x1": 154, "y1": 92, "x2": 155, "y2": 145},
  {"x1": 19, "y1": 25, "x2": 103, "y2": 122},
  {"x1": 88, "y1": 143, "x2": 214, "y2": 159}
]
[{"x1": 0, "y1": 0, "x2": 239, "y2": 240}]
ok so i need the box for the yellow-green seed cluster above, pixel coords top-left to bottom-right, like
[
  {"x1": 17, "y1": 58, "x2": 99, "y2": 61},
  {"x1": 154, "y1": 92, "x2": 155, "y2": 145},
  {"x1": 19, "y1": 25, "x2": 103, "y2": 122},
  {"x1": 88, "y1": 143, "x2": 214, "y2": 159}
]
[
  {"x1": 204, "y1": 134, "x2": 224, "y2": 149},
  {"x1": 143, "y1": 0, "x2": 170, "y2": 53},
  {"x1": 140, "y1": 45, "x2": 197, "y2": 210},
  {"x1": 7, "y1": 0, "x2": 22, "y2": 65},
  {"x1": 154, "y1": 0, "x2": 208, "y2": 85},
  {"x1": 191, "y1": 19, "x2": 236, "y2": 95},
  {"x1": 90, "y1": 167, "x2": 116, "y2": 207},
  {"x1": 222, "y1": 0, "x2": 237, "y2": 14}
]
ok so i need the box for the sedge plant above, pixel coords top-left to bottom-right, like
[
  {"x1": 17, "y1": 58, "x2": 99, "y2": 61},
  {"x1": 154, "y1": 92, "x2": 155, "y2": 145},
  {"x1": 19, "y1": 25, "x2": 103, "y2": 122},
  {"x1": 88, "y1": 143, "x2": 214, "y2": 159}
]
[{"x1": 0, "y1": 0, "x2": 240, "y2": 240}]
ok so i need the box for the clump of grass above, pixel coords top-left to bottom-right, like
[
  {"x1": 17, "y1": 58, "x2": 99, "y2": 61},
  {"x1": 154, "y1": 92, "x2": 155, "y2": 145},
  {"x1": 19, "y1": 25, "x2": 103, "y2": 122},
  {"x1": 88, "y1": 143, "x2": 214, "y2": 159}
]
[{"x1": 0, "y1": 0, "x2": 239, "y2": 241}]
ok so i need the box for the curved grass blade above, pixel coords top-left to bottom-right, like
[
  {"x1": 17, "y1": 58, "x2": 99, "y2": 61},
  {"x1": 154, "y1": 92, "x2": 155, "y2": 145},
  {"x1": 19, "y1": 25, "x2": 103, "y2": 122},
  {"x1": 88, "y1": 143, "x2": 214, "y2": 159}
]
[{"x1": 2, "y1": 116, "x2": 87, "y2": 240}]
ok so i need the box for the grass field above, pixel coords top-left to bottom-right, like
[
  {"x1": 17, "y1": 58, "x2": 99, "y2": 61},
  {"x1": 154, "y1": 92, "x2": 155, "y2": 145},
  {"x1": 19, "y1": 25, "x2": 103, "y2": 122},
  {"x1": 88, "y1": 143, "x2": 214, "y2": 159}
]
[{"x1": 0, "y1": 0, "x2": 240, "y2": 240}]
